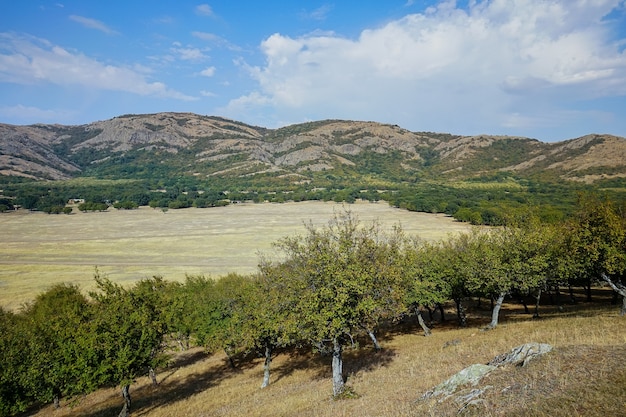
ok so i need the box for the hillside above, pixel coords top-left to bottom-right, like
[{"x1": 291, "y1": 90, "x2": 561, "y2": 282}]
[
  {"x1": 25, "y1": 294, "x2": 626, "y2": 417},
  {"x1": 1, "y1": 112, "x2": 625, "y2": 184}
]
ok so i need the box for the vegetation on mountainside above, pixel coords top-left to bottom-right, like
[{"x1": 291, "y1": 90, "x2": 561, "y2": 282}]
[
  {"x1": 2, "y1": 115, "x2": 626, "y2": 225},
  {"x1": 1, "y1": 196, "x2": 625, "y2": 416}
]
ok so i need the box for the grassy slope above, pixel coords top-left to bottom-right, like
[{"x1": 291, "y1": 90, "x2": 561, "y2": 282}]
[{"x1": 26, "y1": 290, "x2": 626, "y2": 417}]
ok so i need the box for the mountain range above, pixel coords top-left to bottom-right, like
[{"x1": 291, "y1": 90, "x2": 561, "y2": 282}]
[{"x1": 1, "y1": 112, "x2": 625, "y2": 185}]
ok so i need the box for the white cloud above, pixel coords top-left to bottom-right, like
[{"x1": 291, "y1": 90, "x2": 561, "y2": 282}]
[
  {"x1": 0, "y1": 33, "x2": 196, "y2": 101},
  {"x1": 200, "y1": 90, "x2": 216, "y2": 97},
  {"x1": 171, "y1": 46, "x2": 207, "y2": 61},
  {"x1": 195, "y1": 4, "x2": 215, "y2": 17},
  {"x1": 200, "y1": 66, "x2": 216, "y2": 77},
  {"x1": 69, "y1": 15, "x2": 119, "y2": 35},
  {"x1": 228, "y1": 0, "x2": 626, "y2": 138},
  {"x1": 300, "y1": 5, "x2": 333, "y2": 21}
]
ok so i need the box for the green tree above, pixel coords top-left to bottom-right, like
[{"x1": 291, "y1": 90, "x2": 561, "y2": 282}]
[
  {"x1": 21, "y1": 284, "x2": 93, "y2": 409},
  {"x1": 402, "y1": 239, "x2": 452, "y2": 336},
  {"x1": 88, "y1": 274, "x2": 168, "y2": 417},
  {"x1": 0, "y1": 308, "x2": 32, "y2": 416},
  {"x1": 564, "y1": 194, "x2": 626, "y2": 312},
  {"x1": 269, "y1": 210, "x2": 404, "y2": 396}
]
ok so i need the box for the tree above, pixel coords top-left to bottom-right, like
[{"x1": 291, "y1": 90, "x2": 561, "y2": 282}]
[
  {"x1": 0, "y1": 308, "x2": 32, "y2": 416},
  {"x1": 269, "y1": 210, "x2": 404, "y2": 396},
  {"x1": 21, "y1": 284, "x2": 93, "y2": 408},
  {"x1": 565, "y1": 194, "x2": 626, "y2": 311},
  {"x1": 455, "y1": 217, "x2": 551, "y2": 330},
  {"x1": 402, "y1": 239, "x2": 452, "y2": 336},
  {"x1": 233, "y1": 268, "x2": 301, "y2": 388},
  {"x1": 187, "y1": 274, "x2": 255, "y2": 368},
  {"x1": 88, "y1": 274, "x2": 168, "y2": 417}
]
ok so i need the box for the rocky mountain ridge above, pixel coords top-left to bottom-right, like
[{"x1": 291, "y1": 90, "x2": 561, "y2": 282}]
[{"x1": 1, "y1": 112, "x2": 625, "y2": 184}]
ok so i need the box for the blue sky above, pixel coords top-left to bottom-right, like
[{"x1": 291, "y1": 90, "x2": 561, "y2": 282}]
[{"x1": 1, "y1": 0, "x2": 625, "y2": 142}]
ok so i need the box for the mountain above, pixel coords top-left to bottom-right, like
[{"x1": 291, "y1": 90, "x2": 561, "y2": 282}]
[{"x1": 1, "y1": 112, "x2": 626, "y2": 185}]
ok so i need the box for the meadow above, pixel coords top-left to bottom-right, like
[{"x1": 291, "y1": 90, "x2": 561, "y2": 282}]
[{"x1": 0, "y1": 201, "x2": 472, "y2": 310}]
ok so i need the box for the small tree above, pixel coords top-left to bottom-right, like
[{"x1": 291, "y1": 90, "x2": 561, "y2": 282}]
[
  {"x1": 402, "y1": 239, "x2": 451, "y2": 336},
  {"x1": 88, "y1": 274, "x2": 168, "y2": 417},
  {"x1": 0, "y1": 308, "x2": 32, "y2": 416},
  {"x1": 21, "y1": 284, "x2": 93, "y2": 408},
  {"x1": 565, "y1": 195, "x2": 626, "y2": 312},
  {"x1": 269, "y1": 210, "x2": 404, "y2": 396},
  {"x1": 235, "y1": 268, "x2": 301, "y2": 388}
]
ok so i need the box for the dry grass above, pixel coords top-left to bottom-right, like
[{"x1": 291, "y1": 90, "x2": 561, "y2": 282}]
[
  {"x1": 0, "y1": 201, "x2": 472, "y2": 310},
  {"x1": 25, "y1": 291, "x2": 626, "y2": 417}
]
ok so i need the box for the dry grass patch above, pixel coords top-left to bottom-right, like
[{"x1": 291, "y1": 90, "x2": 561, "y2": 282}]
[
  {"x1": 26, "y1": 296, "x2": 626, "y2": 417},
  {"x1": 0, "y1": 201, "x2": 472, "y2": 310}
]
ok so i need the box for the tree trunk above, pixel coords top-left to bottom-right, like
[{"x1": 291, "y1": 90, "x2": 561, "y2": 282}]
[
  {"x1": 533, "y1": 288, "x2": 542, "y2": 319},
  {"x1": 366, "y1": 329, "x2": 381, "y2": 351},
  {"x1": 149, "y1": 367, "x2": 157, "y2": 386},
  {"x1": 520, "y1": 295, "x2": 529, "y2": 314},
  {"x1": 53, "y1": 394, "x2": 60, "y2": 409},
  {"x1": 437, "y1": 303, "x2": 446, "y2": 322},
  {"x1": 331, "y1": 337, "x2": 345, "y2": 397},
  {"x1": 261, "y1": 344, "x2": 272, "y2": 388},
  {"x1": 555, "y1": 285, "x2": 561, "y2": 306},
  {"x1": 486, "y1": 292, "x2": 506, "y2": 330},
  {"x1": 568, "y1": 283, "x2": 576, "y2": 303},
  {"x1": 415, "y1": 307, "x2": 431, "y2": 336},
  {"x1": 426, "y1": 305, "x2": 434, "y2": 322},
  {"x1": 454, "y1": 298, "x2": 467, "y2": 328},
  {"x1": 224, "y1": 347, "x2": 236, "y2": 369},
  {"x1": 118, "y1": 384, "x2": 131, "y2": 417},
  {"x1": 601, "y1": 273, "x2": 626, "y2": 316}
]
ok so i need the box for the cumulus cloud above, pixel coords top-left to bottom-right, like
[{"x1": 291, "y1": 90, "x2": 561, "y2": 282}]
[
  {"x1": 0, "y1": 33, "x2": 195, "y2": 100},
  {"x1": 69, "y1": 15, "x2": 119, "y2": 35},
  {"x1": 228, "y1": 0, "x2": 626, "y2": 138}
]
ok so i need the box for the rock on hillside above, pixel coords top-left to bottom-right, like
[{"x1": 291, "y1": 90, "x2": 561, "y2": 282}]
[{"x1": 0, "y1": 124, "x2": 80, "y2": 179}]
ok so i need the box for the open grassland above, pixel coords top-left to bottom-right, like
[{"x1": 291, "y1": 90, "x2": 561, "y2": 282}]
[
  {"x1": 27, "y1": 292, "x2": 626, "y2": 417},
  {"x1": 0, "y1": 201, "x2": 473, "y2": 310}
]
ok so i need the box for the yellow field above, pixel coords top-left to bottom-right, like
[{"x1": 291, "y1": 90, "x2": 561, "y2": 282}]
[{"x1": 0, "y1": 201, "x2": 472, "y2": 310}]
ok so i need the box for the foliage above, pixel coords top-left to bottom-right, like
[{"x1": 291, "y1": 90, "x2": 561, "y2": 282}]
[
  {"x1": 87, "y1": 274, "x2": 168, "y2": 389},
  {"x1": 0, "y1": 308, "x2": 31, "y2": 416},
  {"x1": 267, "y1": 210, "x2": 408, "y2": 395},
  {"x1": 20, "y1": 285, "x2": 94, "y2": 405}
]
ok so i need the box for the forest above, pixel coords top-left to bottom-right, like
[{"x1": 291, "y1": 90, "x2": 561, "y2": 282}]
[
  {"x1": 0, "y1": 170, "x2": 607, "y2": 225},
  {"x1": 1, "y1": 193, "x2": 625, "y2": 417}
]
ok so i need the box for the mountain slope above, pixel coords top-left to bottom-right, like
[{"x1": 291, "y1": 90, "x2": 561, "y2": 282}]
[{"x1": 1, "y1": 112, "x2": 625, "y2": 184}]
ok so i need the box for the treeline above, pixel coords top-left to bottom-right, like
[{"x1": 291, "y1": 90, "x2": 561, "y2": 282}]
[
  {"x1": 1, "y1": 196, "x2": 625, "y2": 416},
  {"x1": 0, "y1": 172, "x2": 605, "y2": 226}
]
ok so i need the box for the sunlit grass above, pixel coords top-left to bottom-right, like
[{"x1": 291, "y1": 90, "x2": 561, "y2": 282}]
[{"x1": 0, "y1": 201, "x2": 473, "y2": 310}]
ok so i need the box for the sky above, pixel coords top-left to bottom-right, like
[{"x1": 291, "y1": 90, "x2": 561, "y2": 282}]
[{"x1": 1, "y1": 1, "x2": 625, "y2": 142}]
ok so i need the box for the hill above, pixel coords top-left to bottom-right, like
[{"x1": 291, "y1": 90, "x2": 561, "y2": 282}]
[
  {"x1": 1, "y1": 113, "x2": 626, "y2": 223},
  {"x1": 1, "y1": 112, "x2": 625, "y2": 184}
]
